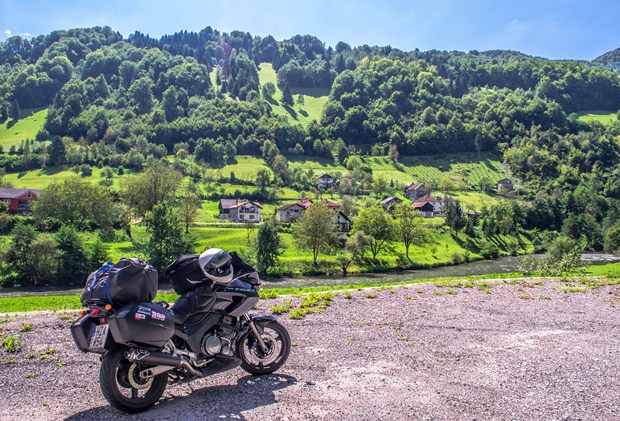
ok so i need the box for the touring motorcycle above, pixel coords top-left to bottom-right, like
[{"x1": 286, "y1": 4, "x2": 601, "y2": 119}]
[{"x1": 70, "y1": 249, "x2": 290, "y2": 413}]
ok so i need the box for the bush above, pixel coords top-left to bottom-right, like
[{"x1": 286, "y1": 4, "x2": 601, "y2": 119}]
[
  {"x1": 480, "y1": 242, "x2": 500, "y2": 259},
  {"x1": 451, "y1": 251, "x2": 464, "y2": 264}
]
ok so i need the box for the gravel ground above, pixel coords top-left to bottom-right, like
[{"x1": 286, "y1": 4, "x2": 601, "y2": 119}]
[{"x1": 1, "y1": 277, "x2": 620, "y2": 420}]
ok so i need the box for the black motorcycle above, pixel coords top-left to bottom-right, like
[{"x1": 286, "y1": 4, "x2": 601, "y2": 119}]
[{"x1": 71, "y1": 254, "x2": 290, "y2": 413}]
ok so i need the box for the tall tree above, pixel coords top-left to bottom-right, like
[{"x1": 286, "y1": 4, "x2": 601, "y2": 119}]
[
  {"x1": 178, "y1": 181, "x2": 201, "y2": 234},
  {"x1": 393, "y1": 204, "x2": 428, "y2": 260},
  {"x1": 293, "y1": 203, "x2": 338, "y2": 267},
  {"x1": 55, "y1": 225, "x2": 89, "y2": 285},
  {"x1": 121, "y1": 160, "x2": 183, "y2": 217},
  {"x1": 10, "y1": 99, "x2": 20, "y2": 121},
  {"x1": 255, "y1": 219, "x2": 285, "y2": 275},
  {"x1": 281, "y1": 82, "x2": 293, "y2": 107},
  {"x1": 143, "y1": 203, "x2": 193, "y2": 276},
  {"x1": 353, "y1": 207, "x2": 394, "y2": 259}
]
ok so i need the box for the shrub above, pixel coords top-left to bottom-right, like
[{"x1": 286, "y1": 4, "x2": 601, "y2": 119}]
[{"x1": 451, "y1": 251, "x2": 464, "y2": 264}]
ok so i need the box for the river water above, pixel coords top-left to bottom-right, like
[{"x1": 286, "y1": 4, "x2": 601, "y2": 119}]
[{"x1": 1, "y1": 253, "x2": 617, "y2": 298}]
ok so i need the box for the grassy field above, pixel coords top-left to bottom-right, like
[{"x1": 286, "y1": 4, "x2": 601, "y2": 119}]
[
  {"x1": 4, "y1": 166, "x2": 132, "y2": 189},
  {"x1": 576, "y1": 110, "x2": 619, "y2": 125},
  {"x1": 0, "y1": 108, "x2": 48, "y2": 148},
  {"x1": 258, "y1": 63, "x2": 329, "y2": 126}
]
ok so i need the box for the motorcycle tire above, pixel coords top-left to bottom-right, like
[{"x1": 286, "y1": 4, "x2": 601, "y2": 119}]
[
  {"x1": 99, "y1": 347, "x2": 168, "y2": 413},
  {"x1": 237, "y1": 320, "x2": 291, "y2": 375}
]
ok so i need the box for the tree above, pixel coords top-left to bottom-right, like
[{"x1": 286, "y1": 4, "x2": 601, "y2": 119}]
[
  {"x1": 178, "y1": 181, "x2": 201, "y2": 234},
  {"x1": 293, "y1": 203, "x2": 338, "y2": 267},
  {"x1": 281, "y1": 82, "x2": 293, "y2": 107},
  {"x1": 121, "y1": 160, "x2": 183, "y2": 217},
  {"x1": 393, "y1": 204, "x2": 428, "y2": 260},
  {"x1": 296, "y1": 94, "x2": 305, "y2": 107},
  {"x1": 89, "y1": 235, "x2": 109, "y2": 270},
  {"x1": 353, "y1": 207, "x2": 394, "y2": 259},
  {"x1": 5, "y1": 222, "x2": 38, "y2": 286},
  {"x1": 48, "y1": 136, "x2": 66, "y2": 166},
  {"x1": 143, "y1": 203, "x2": 193, "y2": 276},
  {"x1": 255, "y1": 168, "x2": 273, "y2": 190},
  {"x1": 388, "y1": 144, "x2": 399, "y2": 162},
  {"x1": 128, "y1": 77, "x2": 154, "y2": 114},
  {"x1": 445, "y1": 200, "x2": 466, "y2": 235},
  {"x1": 261, "y1": 82, "x2": 276, "y2": 99},
  {"x1": 10, "y1": 99, "x2": 20, "y2": 121},
  {"x1": 55, "y1": 225, "x2": 89, "y2": 285},
  {"x1": 255, "y1": 219, "x2": 285, "y2": 275},
  {"x1": 34, "y1": 177, "x2": 117, "y2": 229}
]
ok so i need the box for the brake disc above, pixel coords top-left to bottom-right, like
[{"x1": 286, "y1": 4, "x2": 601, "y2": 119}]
[{"x1": 127, "y1": 363, "x2": 154, "y2": 390}]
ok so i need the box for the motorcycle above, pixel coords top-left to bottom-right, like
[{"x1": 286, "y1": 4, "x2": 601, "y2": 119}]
[{"x1": 70, "y1": 252, "x2": 290, "y2": 413}]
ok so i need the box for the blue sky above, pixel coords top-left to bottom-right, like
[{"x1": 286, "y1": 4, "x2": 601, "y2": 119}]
[{"x1": 0, "y1": 0, "x2": 618, "y2": 60}]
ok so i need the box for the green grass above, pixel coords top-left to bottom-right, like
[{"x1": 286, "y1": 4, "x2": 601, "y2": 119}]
[
  {"x1": 0, "y1": 108, "x2": 48, "y2": 148},
  {"x1": 585, "y1": 261, "x2": 620, "y2": 277},
  {"x1": 4, "y1": 166, "x2": 132, "y2": 189},
  {"x1": 258, "y1": 63, "x2": 329, "y2": 126},
  {"x1": 576, "y1": 110, "x2": 618, "y2": 126}
]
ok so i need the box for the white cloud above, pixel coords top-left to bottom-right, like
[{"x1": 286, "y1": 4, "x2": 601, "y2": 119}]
[
  {"x1": 21, "y1": 32, "x2": 31, "y2": 37},
  {"x1": 4, "y1": 29, "x2": 11, "y2": 35}
]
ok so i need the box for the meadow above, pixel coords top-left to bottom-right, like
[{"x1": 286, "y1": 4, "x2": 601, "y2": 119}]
[
  {"x1": 0, "y1": 108, "x2": 48, "y2": 148},
  {"x1": 576, "y1": 110, "x2": 619, "y2": 125}
]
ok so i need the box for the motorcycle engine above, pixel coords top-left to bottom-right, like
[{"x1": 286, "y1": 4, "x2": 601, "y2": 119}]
[{"x1": 201, "y1": 329, "x2": 235, "y2": 357}]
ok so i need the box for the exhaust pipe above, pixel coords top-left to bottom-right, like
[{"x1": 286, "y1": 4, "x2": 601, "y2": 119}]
[{"x1": 126, "y1": 349, "x2": 202, "y2": 377}]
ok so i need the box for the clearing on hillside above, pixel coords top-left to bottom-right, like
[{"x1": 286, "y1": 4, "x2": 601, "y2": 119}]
[
  {"x1": 576, "y1": 110, "x2": 619, "y2": 125},
  {"x1": 0, "y1": 108, "x2": 48, "y2": 148}
]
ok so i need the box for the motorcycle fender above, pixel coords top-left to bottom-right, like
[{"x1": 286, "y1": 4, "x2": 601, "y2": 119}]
[{"x1": 251, "y1": 314, "x2": 276, "y2": 334}]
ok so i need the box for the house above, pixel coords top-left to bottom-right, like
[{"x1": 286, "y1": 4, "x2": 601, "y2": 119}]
[
  {"x1": 333, "y1": 210, "x2": 351, "y2": 233},
  {"x1": 412, "y1": 194, "x2": 448, "y2": 218},
  {"x1": 317, "y1": 173, "x2": 334, "y2": 189},
  {"x1": 404, "y1": 183, "x2": 426, "y2": 200},
  {"x1": 0, "y1": 188, "x2": 42, "y2": 215},
  {"x1": 276, "y1": 199, "x2": 313, "y2": 222},
  {"x1": 219, "y1": 199, "x2": 262, "y2": 223},
  {"x1": 497, "y1": 178, "x2": 514, "y2": 191},
  {"x1": 381, "y1": 196, "x2": 403, "y2": 210},
  {"x1": 276, "y1": 198, "x2": 351, "y2": 235}
]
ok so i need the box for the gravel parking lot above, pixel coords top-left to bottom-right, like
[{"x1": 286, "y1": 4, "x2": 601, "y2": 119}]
[{"x1": 1, "y1": 277, "x2": 619, "y2": 420}]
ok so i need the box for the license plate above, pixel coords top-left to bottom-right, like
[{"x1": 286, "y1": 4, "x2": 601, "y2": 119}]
[{"x1": 90, "y1": 324, "x2": 109, "y2": 350}]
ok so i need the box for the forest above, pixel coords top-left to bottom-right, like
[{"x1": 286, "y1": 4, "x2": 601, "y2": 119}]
[{"x1": 0, "y1": 25, "x2": 620, "y2": 285}]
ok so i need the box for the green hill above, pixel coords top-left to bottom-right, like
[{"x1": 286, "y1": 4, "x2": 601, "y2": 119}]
[
  {"x1": 258, "y1": 63, "x2": 328, "y2": 126},
  {"x1": 0, "y1": 108, "x2": 48, "y2": 149}
]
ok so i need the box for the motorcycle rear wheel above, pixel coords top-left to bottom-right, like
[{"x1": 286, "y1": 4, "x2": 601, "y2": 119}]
[
  {"x1": 238, "y1": 320, "x2": 291, "y2": 375},
  {"x1": 99, "y1": 347, "x2": 168, "y2": 413}
]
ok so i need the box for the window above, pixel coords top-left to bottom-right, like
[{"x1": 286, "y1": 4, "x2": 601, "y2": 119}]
[
  {"x1": 4, "y1": 199, "x2": 10, "y2": 205},
  {"x1": 27, "y1": 193, "x2": 32, "y2": 198},
  {"x1": 249, "y1": 215, "x2": 255, "y2": 220}
]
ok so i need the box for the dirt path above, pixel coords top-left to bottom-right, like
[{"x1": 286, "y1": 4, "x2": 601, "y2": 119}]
[{"x1": 1, "y1": 278, "x2": 620, "y2": 420}]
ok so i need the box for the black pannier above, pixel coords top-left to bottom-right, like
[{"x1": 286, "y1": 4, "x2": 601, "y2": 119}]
[
  {"x1": 165, "y1": 254, "x2": 206, "y2": 294},
  {"x1": 81, "y1": 258, "x2": 158, "y2": 307},
  {"x1": 108, "y1": 302, "x2": 174, "y2": 347}
]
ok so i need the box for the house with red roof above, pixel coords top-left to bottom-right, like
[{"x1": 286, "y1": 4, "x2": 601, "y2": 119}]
[
  {"x1": 404, "y1": 182, "x2": 427, "y2": 200},
  {"x1": 412, "y1": 194, "x2": 450, "y2": 218},
  {"x1": 219, "y1": 199, "x2": 262, "y2": 223},
  {"x1": 276, "y1": 199, "x2": 313, "y2": 222},
  {"x1": 0, "y1": 188, "x2": 42, "y2": 215}
]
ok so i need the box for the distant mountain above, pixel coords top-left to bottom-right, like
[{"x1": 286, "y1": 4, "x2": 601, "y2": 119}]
[{"x1": 592, "y1": 48, "x2": 620, "y2": 72}]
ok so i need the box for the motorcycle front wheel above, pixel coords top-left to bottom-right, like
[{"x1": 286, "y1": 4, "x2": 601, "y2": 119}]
[
  {"x1": 237, "y1": 320, "x2": 291, "y2": 375},
  {"x1": 99, "y1": 347, "x2": 168, "y2": 413}
]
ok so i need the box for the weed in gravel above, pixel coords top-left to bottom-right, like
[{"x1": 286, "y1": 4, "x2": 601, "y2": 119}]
[
  {"x1": 533, "y1": 281, "x2": 544, "y2": 286},
  {"x1": 562, "y1": 286, "x2": 587, "y2": 293},
  {"x1": 269, "y1": 300, "x2": 293, "y2": 315},
  {"x1": 56, "y1": 361, "x2": 66, "y2": 367},
  {"x1": 477, "y1": 281, "x2": 494, "y2": 291},
  {"x1": 41, "y1": 402, "x2": 49, "y2": 406},
  {"x1": 435, "y1": 289, "x2": 458, "y2": 296},
  {"x1": 519, "y1": 295, "x2": 531, "y2": 300},
  {"x1": 289, "y1": 308, "x2": 311, "y2": 320},
  {"x1": 0, "y1": 319, "x2": 8, "y2": 324},
  {"x1": 20, "y1": 323, "x2": 33, "y2": 332},
  {"x1": 344, "y1": 290, "x2": 352, "y2": 299},
  {"x1": 405, "y1": 295, "x2": 414, "y2": 300},
  {"x1": 25, "y1": 372, "x2": 37, "y2": 379},
  {"x1": 300, "y1": 292, "x2": 334, "y2": 309},
  {"x1": 2, "y1": 335, "x2": 22, "y2": 353},
  {"x1": 540, "y1": 296, "x2": 551, "y2": 300},
  {"x1": 259, "y1": 289, "x2": 279, "y2": 299},
  {"x1": 291, "y1": 342, "x2": 298, "y2": 347},
  {"x1": 416, "y1": 288, "x2": 424, "y2": 294},
  {"x1": 25, "y1": 353, "x2": 36, "y2": 360},
  {"x1": 365, "y1": 293, "x2": 378, "y2": 299},
  {"x1": 351, "y1": 320, "x2": 365, "y2": 326},
  {"x1": 7, "y1": 358, "x2": 16, "y2": 363},
  {"x1": 39, "y1": 354, "x2": 48, "y2": 360}
]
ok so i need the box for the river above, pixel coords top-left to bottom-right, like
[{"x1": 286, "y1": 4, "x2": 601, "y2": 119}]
[{"x1": 1, "y1": 253, "x2": 617, "y2": 298}]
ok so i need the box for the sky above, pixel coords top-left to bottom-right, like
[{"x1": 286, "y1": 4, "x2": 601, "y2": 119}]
[{"x1": 0, "y1": 0, "x2": 618, "y2": 61}]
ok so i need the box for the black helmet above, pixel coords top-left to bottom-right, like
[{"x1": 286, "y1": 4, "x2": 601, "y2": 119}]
[{"x1": 199, "y1": 248, "x2": 233, "y2": 284}]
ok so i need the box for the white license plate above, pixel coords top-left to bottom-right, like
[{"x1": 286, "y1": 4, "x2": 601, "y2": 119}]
[{"x1": 90, "y1": 324, "x2": 109, "y2": 349}]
